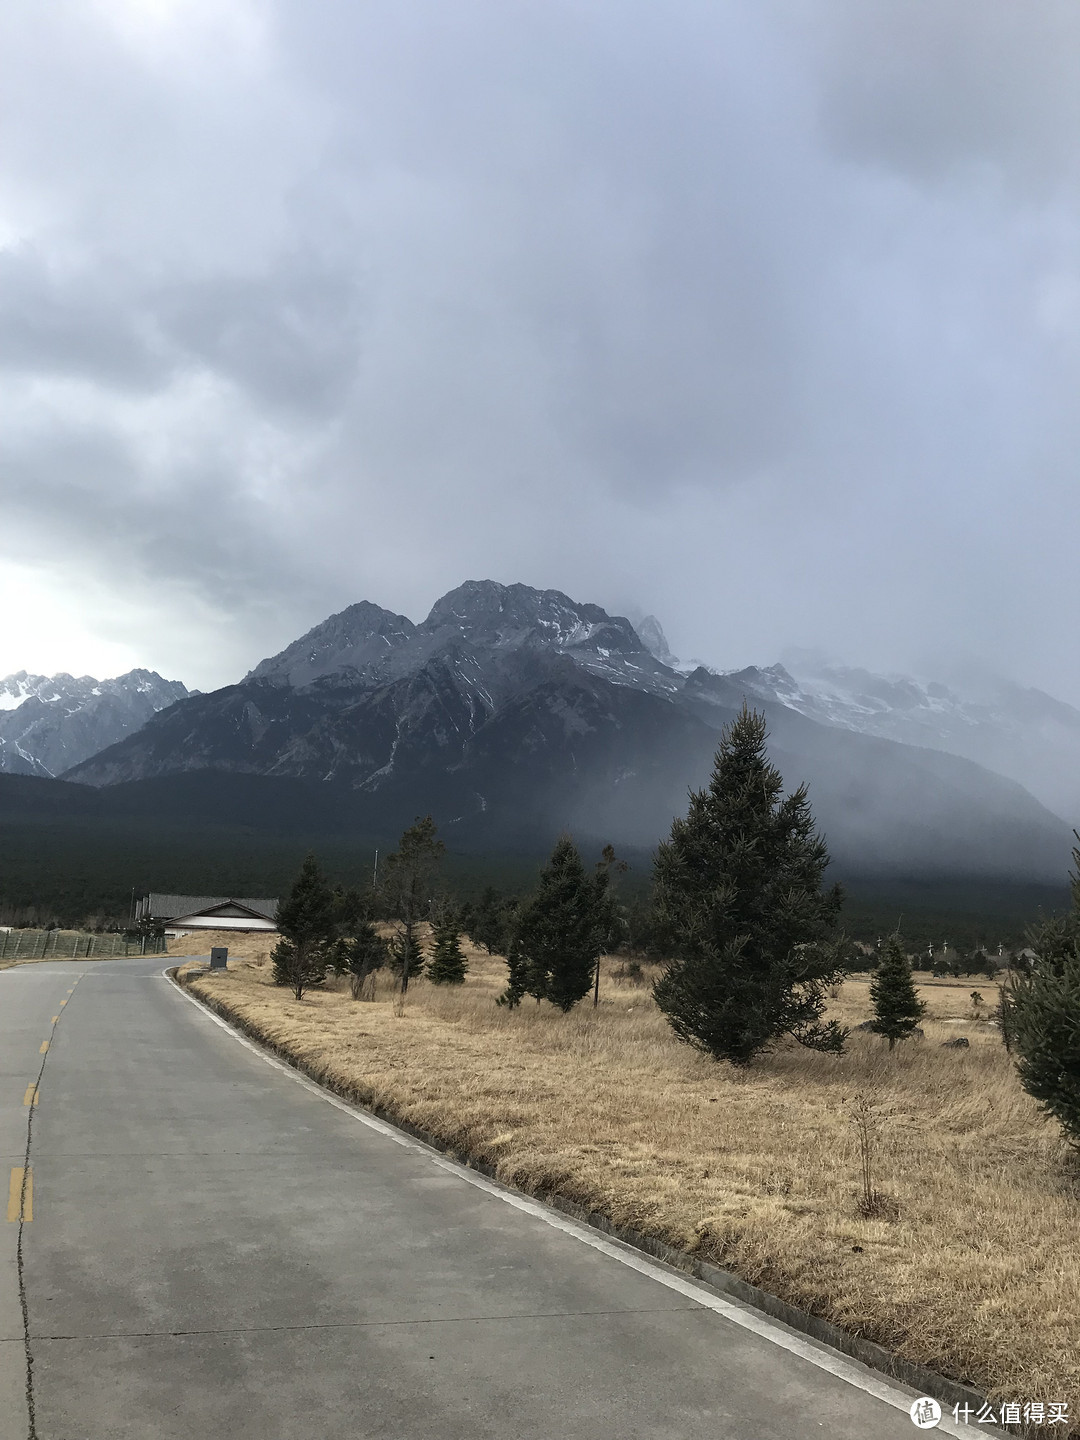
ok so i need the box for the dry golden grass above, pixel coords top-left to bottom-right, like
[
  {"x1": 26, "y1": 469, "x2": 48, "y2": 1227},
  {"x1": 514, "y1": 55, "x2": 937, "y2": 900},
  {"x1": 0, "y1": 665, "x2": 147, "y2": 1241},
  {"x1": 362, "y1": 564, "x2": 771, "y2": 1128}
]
[
  {"x1": 170, "y1": 928, "x2": 277, "y2": 963},
  {"x1": 185, "y1": 938, "x2": 1079, "y2": 1417}
]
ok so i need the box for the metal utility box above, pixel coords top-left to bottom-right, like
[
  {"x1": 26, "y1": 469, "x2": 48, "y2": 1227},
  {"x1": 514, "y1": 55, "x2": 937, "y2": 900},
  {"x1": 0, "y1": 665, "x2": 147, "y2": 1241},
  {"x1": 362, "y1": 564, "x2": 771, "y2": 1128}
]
[{"x1": 209, "y1": 947, "x2": 228, "y2": 969}]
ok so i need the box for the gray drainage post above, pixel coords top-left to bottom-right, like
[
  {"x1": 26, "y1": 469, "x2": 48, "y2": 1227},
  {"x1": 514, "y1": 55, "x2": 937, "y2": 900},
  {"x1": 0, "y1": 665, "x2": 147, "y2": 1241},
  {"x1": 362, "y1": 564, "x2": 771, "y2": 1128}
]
[{"x1": 209, "y1": 947, "x2": 228, "y2": 970}]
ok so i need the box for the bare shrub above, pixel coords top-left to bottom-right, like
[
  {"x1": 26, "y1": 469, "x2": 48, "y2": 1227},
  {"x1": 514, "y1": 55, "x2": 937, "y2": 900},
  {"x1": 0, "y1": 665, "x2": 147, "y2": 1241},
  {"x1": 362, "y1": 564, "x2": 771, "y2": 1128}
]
[{"x1": 849, "y1": 1093, "x2": 898, "y2": 1220}]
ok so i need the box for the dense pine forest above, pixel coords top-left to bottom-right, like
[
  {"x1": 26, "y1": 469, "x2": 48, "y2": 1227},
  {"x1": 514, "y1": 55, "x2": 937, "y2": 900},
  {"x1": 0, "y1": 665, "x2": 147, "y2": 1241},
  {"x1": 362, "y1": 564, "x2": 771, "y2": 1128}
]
[{"x1": 1, "y1": 795, "x2": 1067, "y2": 950}]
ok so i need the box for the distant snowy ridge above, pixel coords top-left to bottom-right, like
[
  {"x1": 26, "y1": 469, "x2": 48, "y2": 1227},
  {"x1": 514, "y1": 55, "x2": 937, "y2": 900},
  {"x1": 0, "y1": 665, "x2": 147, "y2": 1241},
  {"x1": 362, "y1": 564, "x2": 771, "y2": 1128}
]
[
  {"x1": 0, "y1": 668, "x2": 190, "y2": 777},
  {"x1": 608, "y1": 621, "x2": 1080, "y2": 825},
  {"x1": 674, "y1": 653, "x2": 1080, "y2": 825}
]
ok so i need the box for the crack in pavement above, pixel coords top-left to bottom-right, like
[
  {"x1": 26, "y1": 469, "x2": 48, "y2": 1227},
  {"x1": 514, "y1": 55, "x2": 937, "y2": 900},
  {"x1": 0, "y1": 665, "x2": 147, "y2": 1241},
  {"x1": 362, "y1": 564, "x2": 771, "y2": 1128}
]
[{"x1": 15, "y1": 1304, "x2": 703, "y2": 1342}]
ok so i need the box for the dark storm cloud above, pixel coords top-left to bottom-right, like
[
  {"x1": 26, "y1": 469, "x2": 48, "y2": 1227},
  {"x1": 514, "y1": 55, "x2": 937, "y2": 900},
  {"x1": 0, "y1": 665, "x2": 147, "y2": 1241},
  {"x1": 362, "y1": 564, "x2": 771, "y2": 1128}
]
[
  {"x1": 811, "y1": 0, "x2": 1080, "y2": 190},
  {"x1": 0, "y1": 0, "x2": 1077, "y2": 697},
  {"x1": 0, "y1": 250, "x2": 170, "y2": 389},
  {"x1": 152, "y1": 255, "x2": 366, "y2": 416}
]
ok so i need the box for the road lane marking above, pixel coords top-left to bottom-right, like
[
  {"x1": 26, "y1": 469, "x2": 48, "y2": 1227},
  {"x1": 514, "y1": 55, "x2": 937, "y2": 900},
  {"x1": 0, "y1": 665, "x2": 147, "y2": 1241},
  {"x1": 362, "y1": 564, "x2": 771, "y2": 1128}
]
[
  {"x1": 7, "y1": 1168, "x2": 31, "y2": 1222},
  {"x1": 39, "y1": 1041, "x2": 48, "y2": 1054},
  {"x1": 169, "y1": 970, "x2": 991, "y2": 1440},
  {"x1": 22, "y1": 1085, "x2": 38, "y2": 1107},
  {"x1": 60, "y1": 999, "x2": 67, "y2": 1007},
  {"x1": 51, "y1": 1015, "x2": 59, "y2": 1023}
]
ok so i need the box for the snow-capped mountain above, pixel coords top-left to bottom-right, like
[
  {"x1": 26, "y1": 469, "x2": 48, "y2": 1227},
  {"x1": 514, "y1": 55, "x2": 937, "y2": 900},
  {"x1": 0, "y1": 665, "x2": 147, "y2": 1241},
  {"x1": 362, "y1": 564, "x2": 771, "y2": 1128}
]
[
  {"x1": 64, "y1": 582, "x2": 1071, "y2": 879},
  {"x1": 248, "y1": 581, "x2": 682, "y2": 700},
  {"x1": 0, "y1": 669, "x2": 190, "y2": 777},
  {"x1": 676, "y1": 651, "x2": 1080, "y2": 825}
]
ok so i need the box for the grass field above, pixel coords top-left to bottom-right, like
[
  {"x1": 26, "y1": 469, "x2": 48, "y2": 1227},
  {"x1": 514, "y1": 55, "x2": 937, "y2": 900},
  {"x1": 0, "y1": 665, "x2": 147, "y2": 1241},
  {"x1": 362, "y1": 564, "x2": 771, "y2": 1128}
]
[{"x1": 182, "y1": 929, "x2": 1079, "y2": 1424}]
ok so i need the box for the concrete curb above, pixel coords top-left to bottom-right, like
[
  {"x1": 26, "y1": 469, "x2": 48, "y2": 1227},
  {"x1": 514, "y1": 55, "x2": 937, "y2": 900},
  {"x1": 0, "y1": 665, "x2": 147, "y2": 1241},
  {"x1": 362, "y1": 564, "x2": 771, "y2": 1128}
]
[{"x1": 170, "y1": 966, "x2": 1022, "y2": 1436}]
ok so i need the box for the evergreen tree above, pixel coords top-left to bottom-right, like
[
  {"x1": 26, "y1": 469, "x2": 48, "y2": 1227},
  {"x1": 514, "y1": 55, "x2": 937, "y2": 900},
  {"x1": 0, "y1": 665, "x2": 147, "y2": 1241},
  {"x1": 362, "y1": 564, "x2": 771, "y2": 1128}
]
[
  {"x1": 273, "y1": 854, "x2": 338, "y2": 1000},
  {"x1": 1008, "y1": 838, "x2": 1080, "y2": 1146},
  {"x1": 497, "y1": 932, "x2": 533, "y2": 1008},
  {"x1": 126, "y1": 913, "x2": 166, "y2": 948},
  {"x1": 979, "y1": 949, "x2": 1001, "y2": 981},
  {"x1": 388, "y1": 928, "x2": 427, "y2": 984},
  {"x1": 467, "y1": 886, "x2": 511, "y2": 955},
  {"x1": 868, "y1": 935, "x2": 926, "y2": 1048},
  {"x1": 930, "y1": 950, "x2": 951, "y2": 979},
  {"x1": 384, "y1": 816, "x2": 445, "y2": 994},
  {"x1": 591, "y1": 845, "x2": 628, "y2": 1006},
  {"x1": 330, "y1": 916, "x2": 389, "y2": 1000},
  {"x1": 510, "y1": 837, "x2": 610, "y2": 1013},
  {"x1": 428, "y1": 913, "x2": 469, "y2": 984},
  {"x1": 622, "y1": 898, "x2": 672, "y2": 961},
  {"x1": 652, "y1": 706, "x2": 848, "y2": 1066}
]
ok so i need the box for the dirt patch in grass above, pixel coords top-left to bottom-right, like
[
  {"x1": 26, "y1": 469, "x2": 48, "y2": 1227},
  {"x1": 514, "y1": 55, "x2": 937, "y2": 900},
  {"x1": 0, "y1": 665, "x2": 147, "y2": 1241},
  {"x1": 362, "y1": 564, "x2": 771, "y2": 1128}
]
[{"x1": 185, "y1": 942, "x2": 1079, "y2": 1419}]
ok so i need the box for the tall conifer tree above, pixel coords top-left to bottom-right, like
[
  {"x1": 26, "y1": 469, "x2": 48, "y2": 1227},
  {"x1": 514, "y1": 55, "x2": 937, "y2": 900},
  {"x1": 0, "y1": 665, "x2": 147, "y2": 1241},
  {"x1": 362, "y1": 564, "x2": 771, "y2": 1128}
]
[
  {"x1": 384, "y1": 816, "x2": 444, "y2": 994},
  {"x1": 467, "y1": 887, "x2": 511, "y2": 955},
  {"x1": 273, "y1": 853, "x2": 337, "y2": 1000},
  {"x1": 652, "y1": 706, "x2": 848, "y2": 1065},
  {"x1": 507, "y1": 837, "x2": 610, "y2": 1013}
]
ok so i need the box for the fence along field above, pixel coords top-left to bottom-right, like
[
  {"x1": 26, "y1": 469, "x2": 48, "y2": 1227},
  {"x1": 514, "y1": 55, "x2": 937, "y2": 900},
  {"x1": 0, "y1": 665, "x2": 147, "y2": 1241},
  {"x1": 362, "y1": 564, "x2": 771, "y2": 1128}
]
[{"x1": 0, "y1": 927, "x2": 169, "y2": 961}]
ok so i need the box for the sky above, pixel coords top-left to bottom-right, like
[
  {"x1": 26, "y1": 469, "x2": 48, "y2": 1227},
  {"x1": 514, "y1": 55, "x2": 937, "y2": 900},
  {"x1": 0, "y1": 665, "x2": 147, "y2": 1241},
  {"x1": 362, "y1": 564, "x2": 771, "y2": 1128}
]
[{"x1": 2, "y1": 0, "x2": 1079, "y2": 698}]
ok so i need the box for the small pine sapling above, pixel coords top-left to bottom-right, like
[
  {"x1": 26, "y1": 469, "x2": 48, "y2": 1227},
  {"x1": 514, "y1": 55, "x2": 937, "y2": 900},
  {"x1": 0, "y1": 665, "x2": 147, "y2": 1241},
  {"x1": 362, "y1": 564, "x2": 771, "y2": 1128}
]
[
  {"x1": 331, "y1": 919, "x2": 388, "y2": 1000},
  {"x1": 868, "y1": 935, "x2": 926, "y2": 1049},
  {"x1": 428, "y1": 913, "x2": 468, "y2": 985}
]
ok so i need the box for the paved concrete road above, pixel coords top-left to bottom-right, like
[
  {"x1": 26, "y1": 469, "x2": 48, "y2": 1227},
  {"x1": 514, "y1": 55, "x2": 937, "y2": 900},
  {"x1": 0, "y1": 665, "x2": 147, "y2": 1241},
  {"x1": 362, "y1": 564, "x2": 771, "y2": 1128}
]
[{"x1": 1, "y1": 956, "x2": 972, "y2": 1440}]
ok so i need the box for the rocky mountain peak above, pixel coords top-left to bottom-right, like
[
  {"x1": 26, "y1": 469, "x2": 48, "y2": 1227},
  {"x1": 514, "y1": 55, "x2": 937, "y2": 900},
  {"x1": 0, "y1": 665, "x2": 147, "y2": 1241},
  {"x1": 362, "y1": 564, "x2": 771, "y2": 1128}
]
[
  {"x1": 1, "y1": 671, "x2": 88, "y2": 710},
  {"x1": 248, "y1": 600, "x2": 417, "y2": 687},
  {"x1": 726, "y1": 664, "x2": 801, "y2": 700},
  {"x1": 420, "y1": 580, "x2": 640, "y2": 653},
  {"x1": 244, "y1": 581, "x2": 680, "y2": 701},
  {"x1": 635, "y1": 615, "x2": 678, "y2": 667}
]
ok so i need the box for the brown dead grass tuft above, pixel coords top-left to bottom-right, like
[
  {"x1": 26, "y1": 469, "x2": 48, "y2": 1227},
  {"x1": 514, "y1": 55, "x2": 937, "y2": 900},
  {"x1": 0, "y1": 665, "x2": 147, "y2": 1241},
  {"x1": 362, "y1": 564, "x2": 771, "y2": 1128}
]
[{"x1": 186, "y1": 943, "x2": 1080, "y2": 1417}]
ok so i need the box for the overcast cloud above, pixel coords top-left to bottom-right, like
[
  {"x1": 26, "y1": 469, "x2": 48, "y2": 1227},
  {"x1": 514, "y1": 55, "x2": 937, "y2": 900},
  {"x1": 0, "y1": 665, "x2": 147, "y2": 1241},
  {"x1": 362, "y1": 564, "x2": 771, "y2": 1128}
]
[{"x1": 2, "y1": 0, "x2": 1079, "y2": 697}]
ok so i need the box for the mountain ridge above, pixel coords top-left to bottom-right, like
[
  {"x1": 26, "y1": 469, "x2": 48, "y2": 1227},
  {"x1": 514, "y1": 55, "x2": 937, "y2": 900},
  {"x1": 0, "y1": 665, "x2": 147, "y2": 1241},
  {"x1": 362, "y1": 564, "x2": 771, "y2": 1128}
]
[
  {"x1": 0, "y1": 668, "x2": 190, "y2": 778},
  {"x1": 61, "y1": 580, "x2": 1072, "y2": 881},
  {"x1": 686, "y1": 653, "x2": 1080, "y2": 824}
]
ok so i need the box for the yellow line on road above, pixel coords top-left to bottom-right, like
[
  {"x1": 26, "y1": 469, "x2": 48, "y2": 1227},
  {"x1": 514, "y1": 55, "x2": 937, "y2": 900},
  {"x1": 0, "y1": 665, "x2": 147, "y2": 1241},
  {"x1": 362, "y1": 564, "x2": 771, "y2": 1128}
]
[
  {"x1": 6, "y1": 1168, "x2": 30, "y2": 1222},
  {"x1": 22, "y1": 1085, "x2": 38, "y2": 1107},
  {"x1": 51, "y1": 1015, "x2": 59, "y2": 1023},
  {"x1": 6, "y1": 1170, "x2": 20, "y2": 1222},
  {"x1": 60, "y1": 999, "x2": 67, "y2": 1007},
  {"x1": 39, "y1": 1041, "x2": 48, "y2": 1054}
]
